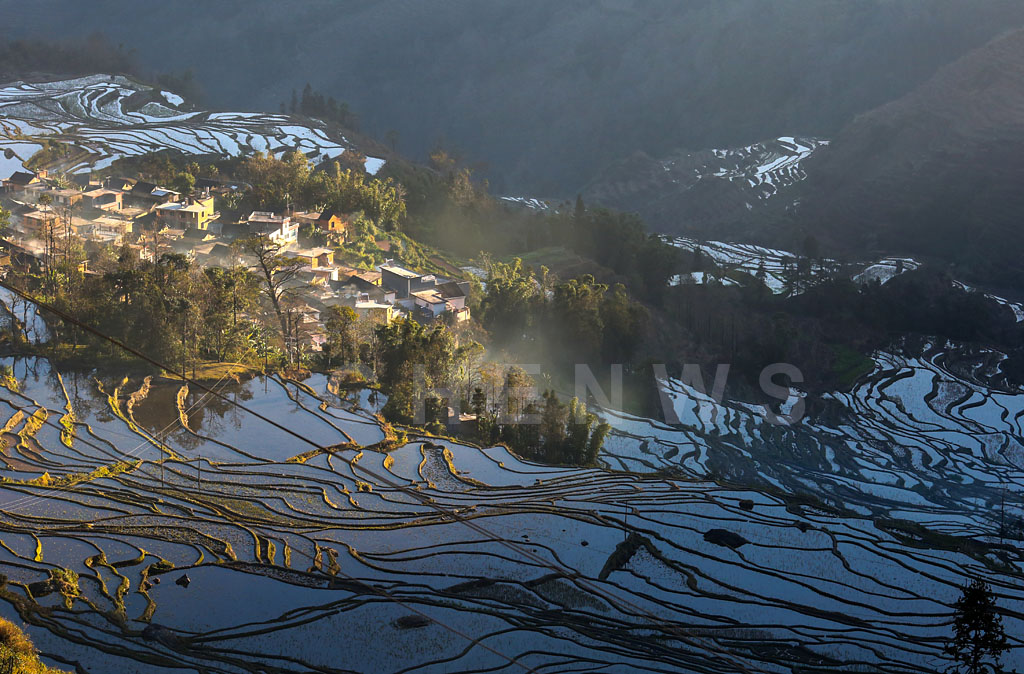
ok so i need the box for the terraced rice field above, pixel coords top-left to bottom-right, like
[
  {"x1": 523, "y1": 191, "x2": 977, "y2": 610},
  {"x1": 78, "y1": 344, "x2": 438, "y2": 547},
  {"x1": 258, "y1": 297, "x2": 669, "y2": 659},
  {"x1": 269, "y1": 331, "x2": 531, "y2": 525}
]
[
  {"x1": 604, "y1": 344, "x2": 1024, "y2": 526},
  {"x1": 667, "y1": 237, "x2": 827, "y2": 293},
  {"x1": 669, "y1": 237, "x2": 1024, "y2": 322},
  {"x1": 704, "y1": 136, "x2": 828, "y2": 201},
  {"x1": 0, "y1": 75, "x2": 385, "y2": 175},
  {"x1": 0, "y1": 293, "x2": 1021, "y2": 672}
]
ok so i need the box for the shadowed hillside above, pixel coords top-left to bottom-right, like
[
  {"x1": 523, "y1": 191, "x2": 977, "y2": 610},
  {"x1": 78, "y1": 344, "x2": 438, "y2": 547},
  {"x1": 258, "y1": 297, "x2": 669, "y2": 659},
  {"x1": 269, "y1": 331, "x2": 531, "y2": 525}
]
[
  {"x1": 582, "y1": 136, "x2": 827, "y2": 237},
  {"x1": 3, "y1": 0, "x2": 1024, "y2": 194},
  {"x1": 797, "y1": 27, "x2": 1024, "y2": 287}
]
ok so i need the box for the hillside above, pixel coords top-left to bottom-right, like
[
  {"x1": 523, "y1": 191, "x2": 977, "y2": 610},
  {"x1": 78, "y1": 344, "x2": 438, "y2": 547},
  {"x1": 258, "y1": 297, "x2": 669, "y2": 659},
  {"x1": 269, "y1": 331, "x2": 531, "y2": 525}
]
[
  {"x1": 4, "y1": 0, "x2": 1024, "y2": 193},
  {"x1": 0, "y1": 74, "x2": 385, "y2": 176},
  {"x1": 583, "y1": 136, "x2": 827, "y2": 237},
  {"x1": 795, "y1": 27, "x2": 1024, "y2": 287}
]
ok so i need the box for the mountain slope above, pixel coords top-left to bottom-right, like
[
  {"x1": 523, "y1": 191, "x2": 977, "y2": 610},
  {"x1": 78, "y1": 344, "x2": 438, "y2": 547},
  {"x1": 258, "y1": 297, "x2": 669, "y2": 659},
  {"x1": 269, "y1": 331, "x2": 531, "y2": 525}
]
[
  {"x1": 0, "y1": 74, "x2": 385, "y2": 176},
  {"x1": 583, "y1": 136, "x2": 827, "y2": 236},
  {"x1": 797, "y1": 28, "x2": 1024, "y2": 286},
  {"x1": 4, "y1": 0, "x2": 1024, "y2": 193}
]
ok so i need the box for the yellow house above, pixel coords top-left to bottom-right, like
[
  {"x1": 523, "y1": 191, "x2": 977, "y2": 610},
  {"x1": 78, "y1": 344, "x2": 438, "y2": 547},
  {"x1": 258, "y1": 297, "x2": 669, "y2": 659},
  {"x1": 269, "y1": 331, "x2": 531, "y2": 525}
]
[
  {"x1": 354, "y1": 298, "x2": 395, "y2": 324},
  {"x1": 156, "y1": 196, "x2": 217, "y2": 230},
  {"x1": 19, "y1": 209, "x2": 57, "y2": 238},
  {"x1": 295, "y1": 247, "x2": 335, "y2": 268},
  {"x1": 316, "y1": 209, "x2": 351, "y2": 240}
]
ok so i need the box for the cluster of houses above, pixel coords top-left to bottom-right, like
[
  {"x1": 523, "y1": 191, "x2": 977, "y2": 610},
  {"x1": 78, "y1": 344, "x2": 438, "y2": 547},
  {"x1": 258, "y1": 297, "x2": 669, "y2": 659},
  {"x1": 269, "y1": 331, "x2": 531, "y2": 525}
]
[
  {"x1": 286, "y1": 260, "x2": 472, "y2": 352},
  {"x1": 1, "y1": 168, "x2": 471, "y2": 353}
]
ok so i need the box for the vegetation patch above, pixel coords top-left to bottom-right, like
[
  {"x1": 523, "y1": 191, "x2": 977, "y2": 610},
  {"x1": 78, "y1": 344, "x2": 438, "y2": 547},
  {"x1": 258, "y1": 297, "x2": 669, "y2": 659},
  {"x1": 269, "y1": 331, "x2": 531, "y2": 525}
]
[
  {"x1": 703, "y1": 529, "x2": 749, "y2": 550},
  {"x1": 0, "y1": 618, "x2": 67, "y2": 673}
]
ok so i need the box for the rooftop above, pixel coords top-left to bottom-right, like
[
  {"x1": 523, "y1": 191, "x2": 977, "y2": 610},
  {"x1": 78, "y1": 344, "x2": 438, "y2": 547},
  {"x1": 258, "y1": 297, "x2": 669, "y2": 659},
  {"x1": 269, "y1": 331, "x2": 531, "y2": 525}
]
[
  {"x1": 435, "y1": 280, "x2": 468, "y2": 299},
  {"x1": 355, "y1": 300, "x2": 392, "y2": 310},
  {"x1": 380, "y1": 264, "x2": 420, "y2": 279},
  {"x1": 92, "y1": 216, "x2": 129, "y2": 228},
  {"x1": 5, "y1": 171, "x2": 37, "y2": 185},
  {"x1": 83, "y1": 188, "x2": 120, "y2": 198},
  {"x1": 411, "y1": 289, "x2": 446, "y2": 305},
  {"x1": 158, "y1": 199, "x2": 213, "y2": 214},
  {"x1": 248, "y1": 211, "x2": 289, "y2": 223}
]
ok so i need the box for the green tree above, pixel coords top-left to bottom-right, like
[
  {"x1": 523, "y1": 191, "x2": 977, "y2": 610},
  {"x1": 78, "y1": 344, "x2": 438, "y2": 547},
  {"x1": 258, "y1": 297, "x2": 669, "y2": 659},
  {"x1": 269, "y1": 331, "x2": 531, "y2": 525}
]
[
  {"x1": 323, "y1": 305, "x2": 359, "y2": 367},
  {"x1": 600, "y1": 282, "x2": 649, "y2": 364},
  {"x1": 172, "y1": 171, "x2": 196, "y2": 197},
  {"x1": 201, "y1": 266, "x2": 258, "y2": 361},
  {"x1": 945, "y1": 579, "x2": 1009, "y2": 674},
  {"x1": 375, "y1": 319, "x2": 457, "y2": 424},
  {"x1": 539, "y1": 390, "x2": 568, "y2": 461},
  {"x1": 241, "y1": 152, "x2": 406, "y2": 230},
  {"x1": 480, "y1": 258, "x2": 540, "y2": 341}
]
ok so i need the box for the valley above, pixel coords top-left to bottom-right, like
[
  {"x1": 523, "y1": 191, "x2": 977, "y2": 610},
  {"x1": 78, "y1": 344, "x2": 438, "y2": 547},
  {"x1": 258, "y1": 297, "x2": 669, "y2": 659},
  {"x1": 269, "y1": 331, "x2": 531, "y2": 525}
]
[{"x1": 0, "y1": 14, "x2": 1021, "y2": 667}]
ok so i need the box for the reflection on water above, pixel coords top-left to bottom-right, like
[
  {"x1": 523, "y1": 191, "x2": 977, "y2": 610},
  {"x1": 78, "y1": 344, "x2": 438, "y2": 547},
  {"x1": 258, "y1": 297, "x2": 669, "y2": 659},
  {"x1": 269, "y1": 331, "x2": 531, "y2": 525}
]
[{"x1": 0, "y1": 354, "x2": 1020, "y2": 674}]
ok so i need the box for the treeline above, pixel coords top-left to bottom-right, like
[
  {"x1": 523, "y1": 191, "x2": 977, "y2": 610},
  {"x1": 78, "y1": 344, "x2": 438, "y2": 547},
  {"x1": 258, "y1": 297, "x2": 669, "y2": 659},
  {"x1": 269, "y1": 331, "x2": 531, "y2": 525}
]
[
  {"x1": 23, "y1": 249, "x2": 261, "y2": 373},
  {"x1": 479, "y1": 259, "x2": 650, "y2": 369},
  {"x1": 284, "y1": 84, "x2": 359, "y2": 131},
  {"x1": 242, "y1": 151, "x2": 406, "y2": 230},
  {"x1": 0, "y1": 33, "x2": 203, "y2": 104},
  {"x1": 659, "y1": 265, "x2": 1024, "y2": 396},
  {"x1": 108, "y1": 151, "x2": 229, "y2": 186},
  {"x1": 472, "y1": 386, "x2": 610, "y2": 466},
  {"x1": 370, "y1": 318, "x2": 609, "y2": 465},
  {"x1": 0, "y1": 33, "x2": 134, "y2": 80},
  {"x1": 383, "y1": 157, "x2": 680, "y2": 303}
]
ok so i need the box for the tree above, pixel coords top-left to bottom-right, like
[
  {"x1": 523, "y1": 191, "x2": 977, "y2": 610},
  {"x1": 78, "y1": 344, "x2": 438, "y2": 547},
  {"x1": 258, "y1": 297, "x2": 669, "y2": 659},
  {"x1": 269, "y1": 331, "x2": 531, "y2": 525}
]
[
  {"x1": 240, "y1": 152, "x2": 406, "y2": 229},
  {"x1": 172, "y1": 171, "x2": 196, "y2": 197},
  {"x1": 946, "y1": 579, "x2": 1009, "y2": 674},
  {"x1": 36, "y1": 193, "x2": 57, "y2": 283},
  {"x1": 479, "y1": 258, "x2": 540, "y2": 341},
  {"x1": 323, "y1": 305, "x2": 359, "y2": 367},
  {"x1": 238, "y1": 234, "x2": 303, "y2": 364},
  {"x1": 201, "y1": 266, "x2": 258, "y2": 361},
  {"x1": 455, "y1": 340, "x2": 485, "y2": 405},
  {"x1": 374, "y1": 319, "x2": 457, "y2": 424},
  {"x1": 802, "y1": 233, "x2": 820, "y2": 262}
]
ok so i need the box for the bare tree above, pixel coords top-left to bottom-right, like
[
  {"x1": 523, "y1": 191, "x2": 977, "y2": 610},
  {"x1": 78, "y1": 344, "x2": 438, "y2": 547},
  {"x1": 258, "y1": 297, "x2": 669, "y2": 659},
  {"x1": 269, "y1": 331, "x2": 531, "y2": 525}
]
[{"x1": 237, "y1": 234, "x2": 302, "y2": 364}]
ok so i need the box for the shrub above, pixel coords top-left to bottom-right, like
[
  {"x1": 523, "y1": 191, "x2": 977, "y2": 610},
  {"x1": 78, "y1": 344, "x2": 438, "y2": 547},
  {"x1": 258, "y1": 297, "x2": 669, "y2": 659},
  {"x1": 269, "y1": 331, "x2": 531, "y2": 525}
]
[{"x1": 0, "y1": 619, "x2": 67, "y2": 673}]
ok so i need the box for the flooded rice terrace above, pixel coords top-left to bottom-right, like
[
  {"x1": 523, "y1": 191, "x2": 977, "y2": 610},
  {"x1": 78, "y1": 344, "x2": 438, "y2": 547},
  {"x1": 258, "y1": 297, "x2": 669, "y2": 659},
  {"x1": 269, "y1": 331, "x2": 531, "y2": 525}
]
[
  {"x1": 0, "y1": 354, "x2": 1019, "y2": 673},
  {"x1": 0, "y1": 284, "x2": 1022, "y2": 672}
]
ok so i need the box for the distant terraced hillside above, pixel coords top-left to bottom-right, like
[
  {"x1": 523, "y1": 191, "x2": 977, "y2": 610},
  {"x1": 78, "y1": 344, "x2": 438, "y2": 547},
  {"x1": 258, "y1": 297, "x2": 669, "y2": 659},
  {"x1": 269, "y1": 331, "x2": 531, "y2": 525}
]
[
  {"x1": 796, "y1": 27, "x2": 1024, "y2": 287},
  {"x1": 0, "y1": 74, "x2": 385, "y2": 177},
  {"x1": 583, "y1": 136, "x2": 827, "y2": 237}
]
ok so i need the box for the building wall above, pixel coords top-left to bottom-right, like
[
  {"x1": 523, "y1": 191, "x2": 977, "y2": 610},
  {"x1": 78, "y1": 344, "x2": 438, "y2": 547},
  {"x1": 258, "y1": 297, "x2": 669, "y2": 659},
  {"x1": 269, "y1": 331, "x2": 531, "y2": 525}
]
[{"x1": 381, "y1": 268, "x2": 413, "y2": 298}]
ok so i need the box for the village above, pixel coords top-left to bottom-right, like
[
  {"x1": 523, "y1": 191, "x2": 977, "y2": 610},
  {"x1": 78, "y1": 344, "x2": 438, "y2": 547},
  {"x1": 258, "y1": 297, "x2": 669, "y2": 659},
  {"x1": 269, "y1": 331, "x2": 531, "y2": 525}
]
[{"x1": 0, "y1": 167, "x2": 471, "y2": 356}]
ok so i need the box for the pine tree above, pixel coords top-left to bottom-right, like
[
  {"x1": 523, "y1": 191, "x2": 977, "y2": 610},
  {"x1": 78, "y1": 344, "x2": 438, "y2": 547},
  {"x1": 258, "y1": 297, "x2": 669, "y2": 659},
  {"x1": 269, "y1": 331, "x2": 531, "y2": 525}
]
[
  {"x1": 945, "y1": 579, "x2": 1009, "y2": 674},
  {"x1": 471, "y1": 387, "x2": 487, "y2": 417}
]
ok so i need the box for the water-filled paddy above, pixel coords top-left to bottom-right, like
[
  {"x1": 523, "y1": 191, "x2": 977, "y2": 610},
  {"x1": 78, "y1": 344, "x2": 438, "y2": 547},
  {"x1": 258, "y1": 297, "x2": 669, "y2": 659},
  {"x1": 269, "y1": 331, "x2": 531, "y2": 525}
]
[{"x1": 0, "y1": 349, "x2": 1019, "y2": 672}]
